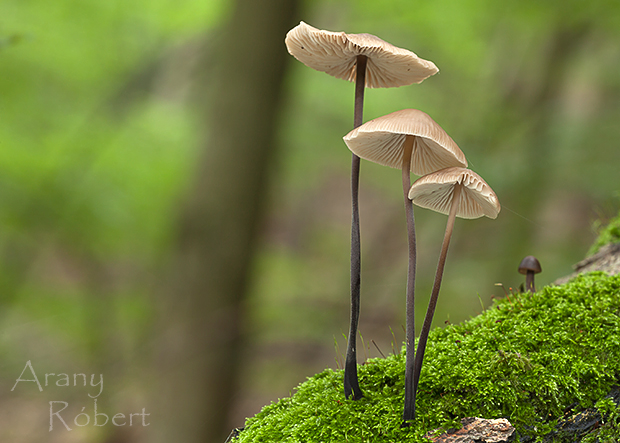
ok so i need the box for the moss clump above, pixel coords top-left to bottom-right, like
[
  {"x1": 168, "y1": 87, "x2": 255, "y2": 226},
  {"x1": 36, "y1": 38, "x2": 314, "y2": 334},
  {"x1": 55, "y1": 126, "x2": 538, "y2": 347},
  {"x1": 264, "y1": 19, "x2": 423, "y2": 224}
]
[
  {"x1": 581, "y1": 396, "x2": 620, "y2": 442},
  {"x1": 235, "y1": 272, "x2": 620, "y2": 442},
  {"x1": 589, "y1": 210, "x2": 620, "y2": 255}
]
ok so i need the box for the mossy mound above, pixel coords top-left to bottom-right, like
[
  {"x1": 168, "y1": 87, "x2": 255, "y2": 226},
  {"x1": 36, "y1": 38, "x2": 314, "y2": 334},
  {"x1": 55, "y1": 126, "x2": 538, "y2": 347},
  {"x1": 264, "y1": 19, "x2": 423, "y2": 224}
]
[
  {"x1": 590, "y1": 209, "x2": 620, "y2": 256},
  {"x1": 235, "y1": 272, "x2": 620, "y2": 442}
]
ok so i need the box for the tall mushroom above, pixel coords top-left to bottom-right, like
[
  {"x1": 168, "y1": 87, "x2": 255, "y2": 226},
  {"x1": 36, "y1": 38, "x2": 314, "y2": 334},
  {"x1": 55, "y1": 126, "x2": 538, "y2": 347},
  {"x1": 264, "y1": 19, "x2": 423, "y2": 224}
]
[
  {"x1": 343, "y1": 109, "x2": 467, "y2": 421},
  {"x1": 286, "y1": 22, "x2": 439, "y2": 400},
  {"x1": 407, "y1": 167, "x2": 500, "y2": 425}
]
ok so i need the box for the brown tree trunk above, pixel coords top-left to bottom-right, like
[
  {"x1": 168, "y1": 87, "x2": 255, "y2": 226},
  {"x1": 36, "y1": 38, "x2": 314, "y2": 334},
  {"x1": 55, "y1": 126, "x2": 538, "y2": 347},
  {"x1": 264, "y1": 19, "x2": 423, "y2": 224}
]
[{"x1": 151, "y1": 1, "x2": 299, "y2": 442}]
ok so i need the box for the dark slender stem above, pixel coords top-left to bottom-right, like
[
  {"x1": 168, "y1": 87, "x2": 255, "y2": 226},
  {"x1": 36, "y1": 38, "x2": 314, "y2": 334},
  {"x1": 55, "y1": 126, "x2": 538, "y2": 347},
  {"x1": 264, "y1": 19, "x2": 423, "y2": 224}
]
[
  {"x1": 411, "y1": 184, "x2": 463, "y2": 409},
  {"x1": 344, "y1": 54, "x2": 367, "y2": 400},
  {"x1": 353, "y1": 56, "x2": 367, "y2": 128},
  {"x1": 526, "y1": 271, "x2": 535, "y2": 292},
  {"x1": 401, "y1": 135, "x2": 417, "y2": 425}
]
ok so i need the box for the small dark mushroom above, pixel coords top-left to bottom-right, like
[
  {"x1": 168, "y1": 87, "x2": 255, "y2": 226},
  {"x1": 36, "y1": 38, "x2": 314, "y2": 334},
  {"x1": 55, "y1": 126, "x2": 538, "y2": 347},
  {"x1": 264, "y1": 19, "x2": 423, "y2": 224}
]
[{"x1": 519, "y1": 256, "x2": 541, "y2": 292}]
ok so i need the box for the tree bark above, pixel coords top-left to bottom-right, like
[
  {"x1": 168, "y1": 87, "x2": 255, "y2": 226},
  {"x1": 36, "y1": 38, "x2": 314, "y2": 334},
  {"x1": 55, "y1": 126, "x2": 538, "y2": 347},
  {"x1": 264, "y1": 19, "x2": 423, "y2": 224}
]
[{"x1": 152, "y1": 1, "x2": 299, "y2": 442}]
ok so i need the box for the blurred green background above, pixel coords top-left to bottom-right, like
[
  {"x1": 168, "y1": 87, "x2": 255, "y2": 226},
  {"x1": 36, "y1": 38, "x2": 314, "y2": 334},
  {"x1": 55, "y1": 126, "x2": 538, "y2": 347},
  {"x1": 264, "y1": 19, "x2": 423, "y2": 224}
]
[{"x1": 2, "y1": 0, "x2": 619, "y2": 441}]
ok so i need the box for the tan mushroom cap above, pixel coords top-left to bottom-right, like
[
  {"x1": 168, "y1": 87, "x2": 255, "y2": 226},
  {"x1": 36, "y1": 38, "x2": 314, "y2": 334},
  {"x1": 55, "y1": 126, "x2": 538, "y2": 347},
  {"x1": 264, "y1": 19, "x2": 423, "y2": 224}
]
[
  {"x1": 342, "y1": 109, "x2": 467, "y2": 176},
  {"x1": 285, "y1": 21, "x2": 439, "y2": 88},
  {"x1": 408, "y1": 167, "x2": 501, "y2": 219}
]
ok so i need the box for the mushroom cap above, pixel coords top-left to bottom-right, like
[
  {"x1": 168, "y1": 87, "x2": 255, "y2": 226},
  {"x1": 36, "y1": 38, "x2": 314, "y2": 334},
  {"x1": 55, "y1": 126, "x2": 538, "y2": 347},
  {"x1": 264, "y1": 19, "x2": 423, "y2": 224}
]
[
  {"x1": 518, "y1": 256, "x2": 542, "y2": 274},
  {"x1": 342, "y1": 109, "x2": 467, "y2": 176},
  {"x1": 408, "y1": 167, "x2": 501, "y2": 219},
  {"x1": 285, "y1": 21, "x2": 439, "y2": 88}
]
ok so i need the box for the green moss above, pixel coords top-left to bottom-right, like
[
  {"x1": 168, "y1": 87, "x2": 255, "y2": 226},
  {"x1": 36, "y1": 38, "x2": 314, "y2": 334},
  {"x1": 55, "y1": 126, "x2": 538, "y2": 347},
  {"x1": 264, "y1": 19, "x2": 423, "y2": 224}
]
[
  {"x1": 587, "y1": 396, "x2": 620, "y2": 442},
  {"x1": 235, "y1": 272, "x2": 620, "y2": 442},
  {"x1": 589, "y1": 211, "x2": 620, "y2": 255}
]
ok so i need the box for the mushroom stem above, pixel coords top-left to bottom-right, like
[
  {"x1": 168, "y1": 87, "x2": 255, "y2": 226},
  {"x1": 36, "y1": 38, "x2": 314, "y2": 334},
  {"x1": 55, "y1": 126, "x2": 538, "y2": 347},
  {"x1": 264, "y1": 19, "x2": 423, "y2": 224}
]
[
  {"x1": 526, "y1": 271, "x2": 535, "y2": 292},
  {"x1": 411, "y1": 183, "x2": 463, "y2": 415},
  {"x1": 354, "y1": 55, "x2": 367, "y2": 128},
  {"x1": 344, "y1": 54, "x2": 367, "y2": 400},
  {"x1": 401, "y1": 135, "x2": 418, "y2": 425}
]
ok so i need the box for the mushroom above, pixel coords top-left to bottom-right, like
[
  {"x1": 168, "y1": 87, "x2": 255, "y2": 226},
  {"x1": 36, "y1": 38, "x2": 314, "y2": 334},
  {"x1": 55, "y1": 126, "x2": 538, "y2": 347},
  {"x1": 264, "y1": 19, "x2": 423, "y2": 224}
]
[
  {"x1": 519, "y1": 256, "x2": 541, "y2": 292},
  {"x1": 406, "y1": 167, "x2": 500, "y2": 425},
  {"x1": 343, "y1": 109, "x2": 467, "y2": 175},
  {"x1": 284, "y1": 22, "x2": 439, "y2": 89},
  {"x1": 286, "y1": 22, "x2": 439, "y2": 400},
  {"x1": 343, "y1": 110, "x2": 467, "y2": 422}
]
